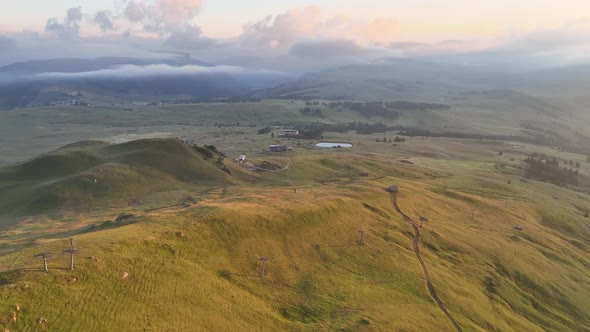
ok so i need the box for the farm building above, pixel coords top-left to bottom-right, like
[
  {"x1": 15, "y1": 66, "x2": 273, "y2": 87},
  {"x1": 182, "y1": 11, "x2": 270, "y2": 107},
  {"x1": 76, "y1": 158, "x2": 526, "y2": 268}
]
[
  {"x1": 387, "y1": 185, "x2": 399, "y2": 193},
  {"x1": 268, "y1": 145, "x2": 289, "y2": 152},
  {"x1": 278, "y1": 130, "x2": 300, "y2": 138}
]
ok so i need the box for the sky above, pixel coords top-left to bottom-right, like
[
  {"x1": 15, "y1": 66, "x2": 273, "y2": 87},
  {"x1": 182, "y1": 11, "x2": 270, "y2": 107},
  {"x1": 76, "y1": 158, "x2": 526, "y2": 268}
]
[
  {"x1": 0, "y1": 0, "x2": 590, "y2": 68},
  {"x1": 2, "y1": 0, "x2": 590, "y2": 39}
]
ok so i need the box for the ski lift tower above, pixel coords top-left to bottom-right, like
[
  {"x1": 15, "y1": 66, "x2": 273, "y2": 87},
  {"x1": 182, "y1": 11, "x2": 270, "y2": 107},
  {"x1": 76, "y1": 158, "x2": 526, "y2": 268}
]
[
  {"x1": 34, "y1": 250, "x2": 54, "y2": 272},
  {"x1": 64, "y1": 238, "x2": 80, "y2": 271}
]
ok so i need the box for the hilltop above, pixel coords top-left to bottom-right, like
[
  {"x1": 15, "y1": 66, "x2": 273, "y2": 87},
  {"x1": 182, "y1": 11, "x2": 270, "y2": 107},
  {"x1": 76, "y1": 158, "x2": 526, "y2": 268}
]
[{"x1": 0, "y1": 138, "x2": 235, "y2": 219}]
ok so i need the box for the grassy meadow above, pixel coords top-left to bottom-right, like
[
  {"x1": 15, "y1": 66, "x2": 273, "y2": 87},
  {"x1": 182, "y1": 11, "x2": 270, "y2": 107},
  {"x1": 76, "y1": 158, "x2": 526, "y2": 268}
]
[
  {"x1": 0, "y1": 125, "x2": 589, "y2": 331},
  {"x1": 0, "y1": 95, "x2": 589, "y2": 331}
]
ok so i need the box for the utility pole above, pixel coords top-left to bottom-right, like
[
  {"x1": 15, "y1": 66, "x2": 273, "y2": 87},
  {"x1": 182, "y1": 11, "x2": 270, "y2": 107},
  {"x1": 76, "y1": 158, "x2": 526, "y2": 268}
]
[
  {"x1": 358, "y1": 230, "x2": 365, "y2": 246},
  {"x1": 34, "y1": 250, "x2": 53, "y2": 272},
  {"x1": 419, "y1": 215, "x2": 428, "y2": 227},
  {"x1": 471, "y1": 208, "x2": 476, "y2": 221},
  {"x1": 259, "y1": 257, "x2": 268, "y2": 278},
  {"x1": 64, "y1": 238, "x2": 80, "y2": 271}
]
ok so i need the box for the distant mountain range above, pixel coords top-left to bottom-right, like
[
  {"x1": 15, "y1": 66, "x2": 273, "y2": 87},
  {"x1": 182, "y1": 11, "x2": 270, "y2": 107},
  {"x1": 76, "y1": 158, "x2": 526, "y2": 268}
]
[
  {"x1": 252, "y1": 57, "x2": 491, "y2": 101},
  {"x1": 1, "y1": 55, "x2": 589, "y2": 110},
  {"x1": 253, "y1": 57, "x2": 590, "y2": 101},
  {"x1": 0, "y1": 56, "x2": 289, "y2": 109}
]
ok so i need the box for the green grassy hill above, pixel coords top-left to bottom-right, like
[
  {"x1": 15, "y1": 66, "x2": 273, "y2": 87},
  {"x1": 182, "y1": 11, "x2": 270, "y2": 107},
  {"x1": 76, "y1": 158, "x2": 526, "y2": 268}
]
[
  {"x1": 0, "y1": 137, "x2": 589, "y2": 331},
  {"x1": 0, "y1": 138, "x2": 234, "y2": 219}
]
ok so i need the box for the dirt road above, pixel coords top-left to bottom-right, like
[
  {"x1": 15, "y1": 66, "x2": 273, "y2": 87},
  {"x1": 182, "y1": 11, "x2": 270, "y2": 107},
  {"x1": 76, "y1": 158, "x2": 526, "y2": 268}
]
[{"x1": 390, "y1": 192, "x2": 463, "y2": 332}]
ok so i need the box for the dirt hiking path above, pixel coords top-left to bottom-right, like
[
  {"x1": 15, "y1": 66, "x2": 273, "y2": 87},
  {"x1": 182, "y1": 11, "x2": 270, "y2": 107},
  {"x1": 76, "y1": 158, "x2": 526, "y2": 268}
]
[{"x1": 390, "y1": 192, "x2": 462, "y2": 332}]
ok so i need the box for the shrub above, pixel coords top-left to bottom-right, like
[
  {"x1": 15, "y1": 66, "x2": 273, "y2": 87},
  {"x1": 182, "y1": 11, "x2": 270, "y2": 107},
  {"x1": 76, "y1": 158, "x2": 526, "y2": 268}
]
[
  {"x1": 484, "y1": 276, "x2": 497, "y2": 293},
  {"x1": 193, "y1": 146, "x2": 214, "y2": 159},
  {"x1": 216, "y1": 269, "x2": 231, "y2": 280},
  {"x1": 358, "y1": 318, "x2": 371, "y2": 326}
]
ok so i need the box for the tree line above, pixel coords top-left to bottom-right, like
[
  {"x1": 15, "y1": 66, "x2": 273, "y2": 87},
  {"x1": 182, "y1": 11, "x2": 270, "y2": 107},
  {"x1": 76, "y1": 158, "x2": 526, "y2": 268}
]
[{"x1": 524, "y1": 154, "x2": 579, "y2": 186}]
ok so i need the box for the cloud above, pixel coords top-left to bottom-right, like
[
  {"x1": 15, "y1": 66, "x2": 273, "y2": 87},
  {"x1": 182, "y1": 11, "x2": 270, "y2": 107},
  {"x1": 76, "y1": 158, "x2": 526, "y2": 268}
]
[
  {"x1": 388, "y1": 39, "x2": 499, "y2": 57},
  {"x1": 321, "y1": 16, "x2": 397, "y2": 45},
  {"x1": 384, "y1": 20, "x2": 590, "y2": 62},
  {"x1": 93, "y1": 11, "x2": 115, "y2": 32},
  {"x1": 5, "y1": 1, "x2": 213, "y2": 64},
  {"x1": 0, "y1": 35, "x2": 17, "y2": 49},
  {"x1": 156, "y1": 0, "x2": 202, "y2": 24},
  {"x1": 241, "y1": 6, "x2": 322, "y2": 48},
  {"x1": 395, "y1": 20, "x2": 590, "y2": 67},
  {"x1": 163, "y1": 25, "x2": 218, "y2": 49},
  {"x1": 0, "y1": 31, "x2": 162, "y2": 67},
  {"x1": 3, "y1": 3, "x2": 588, "y2": 70},
  {"x1": 45, "y1": 7, "x2": 83, "y2": 39},
  {"x1": 34, "y1": 64, "x2": 269, "y2": 79},
  {"x1": 124, "y1": 1, "x2": 148, "y2": 22},
  {"x1": 289, "y1": 39, "x2": 366, "y2": 58},
  {"x1": 240, "y1": 6, "x2": 397, "y2": 49},
  {"x1": 503, "y1": 20, "x2": 590, "y2": 54},
  {"x1": 0, "y1": 4, "x2": 501, "y2": 69},
  {"x1": 124, "y1": 0, "x2": 203, "y2": 34}
]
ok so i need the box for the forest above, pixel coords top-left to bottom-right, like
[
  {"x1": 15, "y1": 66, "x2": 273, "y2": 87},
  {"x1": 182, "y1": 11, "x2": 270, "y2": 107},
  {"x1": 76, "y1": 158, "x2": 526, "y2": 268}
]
[{"x1": 524, "y1": 154, "x2": 580, "y2": 185}]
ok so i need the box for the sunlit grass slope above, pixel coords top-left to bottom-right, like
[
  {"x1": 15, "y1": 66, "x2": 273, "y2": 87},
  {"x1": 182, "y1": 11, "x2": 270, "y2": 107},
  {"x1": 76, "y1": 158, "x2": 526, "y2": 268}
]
[
  {"x1": 0, "y1": 138, "x2": 234, "y2": 218},
  {"x1": 0, "y1": 138, "x2": 589, "y2": 331}
]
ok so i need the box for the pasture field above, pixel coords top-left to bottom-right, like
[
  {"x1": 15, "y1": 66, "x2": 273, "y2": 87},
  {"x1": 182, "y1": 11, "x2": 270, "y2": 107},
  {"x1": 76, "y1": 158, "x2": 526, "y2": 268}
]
[
  {"x1": 0, "y1": 127, "x2": 589, "y2": 331},
  {"x1": 0, "y1": 99, "x2": 589, "y2": 331}
]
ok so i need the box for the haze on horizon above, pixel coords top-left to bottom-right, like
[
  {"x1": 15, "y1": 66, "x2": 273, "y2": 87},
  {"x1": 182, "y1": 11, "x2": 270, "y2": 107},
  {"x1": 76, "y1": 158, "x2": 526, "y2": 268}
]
[{"x1": 0, "y1": 0, "x2": 589, "y2": 70}]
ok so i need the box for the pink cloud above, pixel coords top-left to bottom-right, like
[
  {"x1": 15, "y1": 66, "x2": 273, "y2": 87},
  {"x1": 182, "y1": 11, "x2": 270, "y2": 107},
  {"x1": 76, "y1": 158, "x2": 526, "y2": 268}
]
[
  {"x1": 241, "y1": 6, "x2": 397, "y2": 48},
  {"x1": 124, "y1": 0, "x2": 203, "y2": 33},
  {"x1": 155, "y1": 0, "x2": 203, "y2": 23},
  {"x1": 321, "y1": 16, "x2": 397, "y2": 45}
]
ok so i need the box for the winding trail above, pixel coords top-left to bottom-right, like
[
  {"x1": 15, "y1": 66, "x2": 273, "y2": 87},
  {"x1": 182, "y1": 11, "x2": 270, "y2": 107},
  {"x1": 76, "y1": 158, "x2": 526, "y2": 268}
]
[
  {"x1": 245, "y1": 158, "x2": 292, "y2": 172},
  {"x1": 389, "y1": 192, "x2": 463, "y2": 332}
]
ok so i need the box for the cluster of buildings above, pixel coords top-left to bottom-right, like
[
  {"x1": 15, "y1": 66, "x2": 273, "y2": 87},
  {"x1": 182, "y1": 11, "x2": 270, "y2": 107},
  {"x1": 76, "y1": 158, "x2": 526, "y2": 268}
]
[
  {"x1": 50, "y1": 99, "x2": 89, "y2": 107},
  {"x1": 268, "y1": 129, "x2": 298, "y2": 152}
]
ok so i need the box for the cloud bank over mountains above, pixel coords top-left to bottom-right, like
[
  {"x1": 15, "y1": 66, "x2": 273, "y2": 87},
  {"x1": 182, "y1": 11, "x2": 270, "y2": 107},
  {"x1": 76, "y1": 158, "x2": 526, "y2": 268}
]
[{"x1": 34, "y1": 64, "x2": 277, "y2": 80}]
